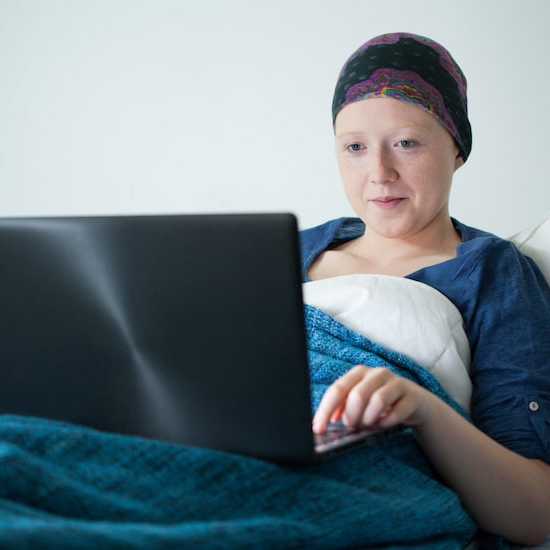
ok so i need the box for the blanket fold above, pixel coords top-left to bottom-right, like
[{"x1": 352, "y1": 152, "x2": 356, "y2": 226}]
[{"x1": 0, "y1": 305, "x2": 480, "y2": 549}]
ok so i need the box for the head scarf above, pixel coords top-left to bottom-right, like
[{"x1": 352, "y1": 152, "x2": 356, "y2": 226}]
[{"x1": 332, "y1": 32, "x2": 472, "y2": 162}]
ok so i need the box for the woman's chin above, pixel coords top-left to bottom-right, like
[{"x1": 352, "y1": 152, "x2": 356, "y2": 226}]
[{"x1": 361, "y1": 215, "x2": 414, "y2": 240}]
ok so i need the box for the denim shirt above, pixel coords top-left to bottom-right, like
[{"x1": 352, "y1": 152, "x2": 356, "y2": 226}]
[{"x1": 299, "y1": 216, "x2": 550, "y2": 464}]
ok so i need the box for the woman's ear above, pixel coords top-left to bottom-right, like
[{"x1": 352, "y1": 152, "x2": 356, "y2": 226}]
[{"x1": 454, "y1": 153, "x2": 464, "y2": 171}]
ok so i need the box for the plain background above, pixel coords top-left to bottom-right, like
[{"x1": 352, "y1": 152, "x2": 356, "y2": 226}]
[{"x1": 1, "y1": 0, "x2": 549, "y2": 237}]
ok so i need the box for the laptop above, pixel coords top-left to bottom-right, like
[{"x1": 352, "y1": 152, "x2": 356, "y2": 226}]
[{"x1": 0, "y1": 213, "x2": 397, "y2": 464}]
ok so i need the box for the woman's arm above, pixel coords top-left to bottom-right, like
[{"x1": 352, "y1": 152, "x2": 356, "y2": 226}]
[
  {"x1": 313, "y1": 366, "x2": 550, "y2": 546},
  {"x1": 416, "y1": 392, "x2": 550, "y2": 546}
]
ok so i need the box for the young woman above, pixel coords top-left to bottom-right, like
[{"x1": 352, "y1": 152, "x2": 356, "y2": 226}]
[{"x1": 301, "y1": 32, "x2": 550, "y2": 545}]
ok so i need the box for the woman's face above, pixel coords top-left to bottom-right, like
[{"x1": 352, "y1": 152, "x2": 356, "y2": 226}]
[{"x1": 334, "y1": 97, "x2": 463, "y2": 240}]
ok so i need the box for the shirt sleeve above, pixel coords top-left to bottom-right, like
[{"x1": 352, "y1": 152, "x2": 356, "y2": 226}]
[{"x1": 467, "y1": 240, "x2": 550, "y2": 463}]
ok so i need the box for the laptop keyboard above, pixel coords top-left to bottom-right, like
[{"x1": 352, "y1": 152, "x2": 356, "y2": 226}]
[{"x1": 314, "y1": 420, "x2": 396, "y2": 454}]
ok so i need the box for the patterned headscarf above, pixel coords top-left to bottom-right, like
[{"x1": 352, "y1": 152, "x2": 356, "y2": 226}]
[{"x1": 332, "y1": 32, "x2": 472, "y2": 162}]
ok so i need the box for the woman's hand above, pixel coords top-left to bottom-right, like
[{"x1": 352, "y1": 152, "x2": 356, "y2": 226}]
[{"x1": 312, "y1": 365, "x2": 437, "y2": 434}]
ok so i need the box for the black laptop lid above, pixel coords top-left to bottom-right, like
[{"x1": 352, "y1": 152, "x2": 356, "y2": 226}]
[{"x1": 0, "y1": 213, "x2": 315, "y2": 462}]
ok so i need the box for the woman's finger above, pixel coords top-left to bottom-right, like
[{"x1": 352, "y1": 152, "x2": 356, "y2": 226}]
[
  {"x1": 359, "y1": 378, "x2": 404, "y2": 426},
  {"x1": 342, "y1": 368, "x2": 395, "y2": 427},
  {"x1": 312, "y1": 365, "x2": 367, "y2": 433},
  {"x1": 330, "y1": 402, "x2": 346, "y2": 423}
]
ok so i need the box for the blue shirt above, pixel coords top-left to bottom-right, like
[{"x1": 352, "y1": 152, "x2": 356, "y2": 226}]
[{"x1": 299, "y1": 216, "x2": 550, "y2": 464}]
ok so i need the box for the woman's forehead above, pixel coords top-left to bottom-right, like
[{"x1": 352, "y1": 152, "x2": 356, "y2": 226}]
[{"x1": 335, "y1": 98, "x2": 439, "y2": 137}]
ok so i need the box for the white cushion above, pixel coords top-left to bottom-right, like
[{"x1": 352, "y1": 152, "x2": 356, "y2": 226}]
[{"x1": 509, "y1": 213, "x2": 550, "y2": 286}]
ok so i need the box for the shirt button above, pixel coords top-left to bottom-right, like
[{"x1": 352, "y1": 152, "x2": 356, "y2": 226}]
[{"x1": 528, "y1": 401, "x2": 540, "y2": 412}]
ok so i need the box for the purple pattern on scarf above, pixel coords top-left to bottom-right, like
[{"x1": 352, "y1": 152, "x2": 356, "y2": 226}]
[
  {"x1": 354, "y1": 32, "x2": 467, "y2": 99},
  {"x1": 343, "y1": 68, "x2": 461, "y2": 146}
]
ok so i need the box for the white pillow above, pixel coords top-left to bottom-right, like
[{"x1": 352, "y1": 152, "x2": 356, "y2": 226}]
[{"x1": 509, "y1": 213, "x2": 550, "y2": 286}]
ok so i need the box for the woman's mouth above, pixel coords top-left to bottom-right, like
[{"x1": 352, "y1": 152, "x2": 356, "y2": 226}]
[{"x1": 371, "y1": 197, "x2": 406, "y2": 209}]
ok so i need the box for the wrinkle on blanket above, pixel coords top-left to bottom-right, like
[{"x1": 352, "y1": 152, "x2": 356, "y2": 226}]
[{"x1": 0, "y1": 305, "x2": 485, "y2": 549}]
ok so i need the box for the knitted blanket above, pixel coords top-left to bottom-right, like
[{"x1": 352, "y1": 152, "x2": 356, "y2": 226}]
[{"x1": 0, "y1": 305, "x2": 480, "y2": 549}]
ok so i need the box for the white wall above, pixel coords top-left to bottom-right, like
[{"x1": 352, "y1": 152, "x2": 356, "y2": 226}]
[{"x1": 1, "y1": 0, "x2": 549, "y2": 237}]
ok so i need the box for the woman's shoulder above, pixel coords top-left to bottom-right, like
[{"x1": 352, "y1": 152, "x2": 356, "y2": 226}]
[
  {"x1": 299, "y1": 216, "x2": 364, "y2": 256},
  {"x1": 451, "y1": 219, "x2": 550, "y2": 310},
  {"x1": 452, "y1": 217, "x2": 526, "y2": 272},
  {"x1": 452, "y1": 217, "x2": 507, "y2": 248}
]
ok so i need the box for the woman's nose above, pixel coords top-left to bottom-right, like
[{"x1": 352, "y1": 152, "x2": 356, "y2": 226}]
[{"x1": 367, "y1": 149, "x2": 398, "y2": 184}]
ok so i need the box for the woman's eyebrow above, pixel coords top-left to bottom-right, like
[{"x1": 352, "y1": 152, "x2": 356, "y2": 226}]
[
  {"x1": 336, "y1": 126, "x2": 431, "y2": 139},
  {"x1": 336, "y1": 131, "x2": 366, "y2": 139}
]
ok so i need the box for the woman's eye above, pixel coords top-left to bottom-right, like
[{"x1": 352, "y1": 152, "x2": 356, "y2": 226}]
[
  {"x1": 346, "y1": 143, "x2": 364, "y2": 153},
  {"x1": 397, "y1": 139, "x2": 417, "y2": 149}
]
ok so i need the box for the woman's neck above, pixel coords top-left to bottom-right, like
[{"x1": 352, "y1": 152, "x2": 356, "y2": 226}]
[{"x1": 351, "y1": 215, "x2": 461, "y2": 265}]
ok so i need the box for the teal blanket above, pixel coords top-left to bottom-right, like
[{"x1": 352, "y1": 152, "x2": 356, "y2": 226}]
[{"x1": 0, "y1": 305, "x2": 480, "y2": 549}]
